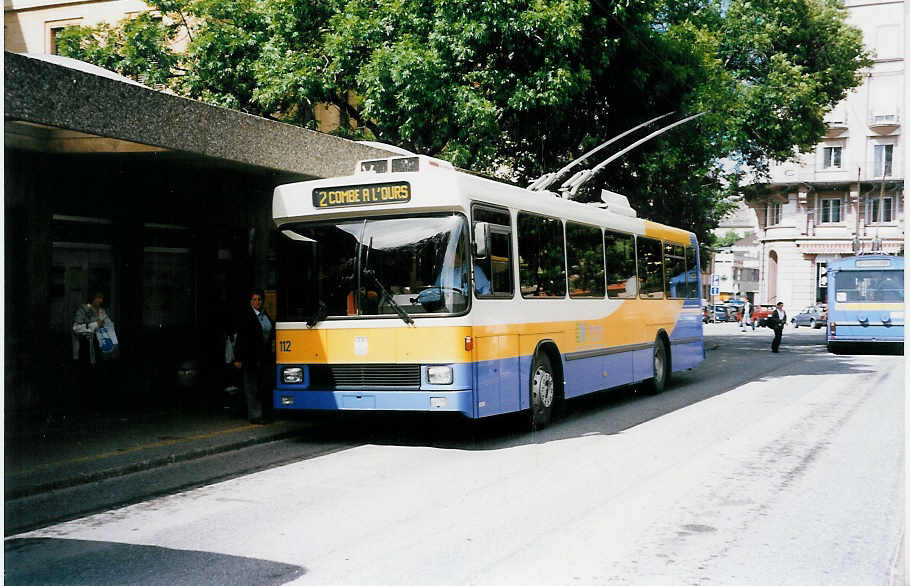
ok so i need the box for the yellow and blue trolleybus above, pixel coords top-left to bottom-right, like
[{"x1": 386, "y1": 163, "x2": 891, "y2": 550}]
[{"x1": 272, "y1": 154, "x2": 705, "y2": 427}]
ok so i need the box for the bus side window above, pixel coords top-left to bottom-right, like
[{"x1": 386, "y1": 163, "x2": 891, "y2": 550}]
[
  {"x1": 636, "y1": 236, "x2": 665, "y2": 300},
  {"x1": 664, "y1": 242, "x2": 687, "y2": 299},
  {"x1": 472, "y1": 204, "x2": 513, "y2": 297},
  {"x1": 685, "y1": 246, "x2": 700, "y2": 299},
  {"x1": 604, "y1": 230, "x2": 637, "y2": 299},
  {"x1": 566, "y1": 222, "x2": 605, "y2": 298},
  {"x1": 518, "y1": 213, "x2": 566, "y2": 298}
]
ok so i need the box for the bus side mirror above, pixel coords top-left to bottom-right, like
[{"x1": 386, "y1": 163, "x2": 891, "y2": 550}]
[{"x1": 473, "y1": 222, "x2": 490, "y2": 258}]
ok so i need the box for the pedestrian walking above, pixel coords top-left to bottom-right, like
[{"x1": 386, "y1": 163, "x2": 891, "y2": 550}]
[
  {"x1": 741, "y1": 299, "x2": 753, "y2": 332},
  {"x1": 768, "y1": 301, "x2": 786, "y2": 352}
]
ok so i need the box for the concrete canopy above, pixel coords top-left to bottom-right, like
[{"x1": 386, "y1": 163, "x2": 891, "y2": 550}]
[{"x1": 4, "y1": 51, "x2": 393, "y2": 176}]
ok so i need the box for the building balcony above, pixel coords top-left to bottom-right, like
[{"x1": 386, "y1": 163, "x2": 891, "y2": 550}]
[
  {"x1": 869, "y1": 113, "x2": 900, "y2": 133},
  {"x1": 823, "y1": 113, "x2": 848, "y2": 137}
]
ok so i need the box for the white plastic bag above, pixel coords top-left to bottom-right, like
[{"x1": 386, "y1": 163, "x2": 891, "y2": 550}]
[
  {"x1": 95, "y1": 326, "x2": 119, "y2": 355},
  {"x1": 224, "y1": 333, "x2": 237, "y2": 363}
]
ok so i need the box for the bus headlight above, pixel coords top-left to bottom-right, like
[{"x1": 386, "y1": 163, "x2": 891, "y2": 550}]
[
  {"x1": 282, "y1": 367, "x2": 304, "y2": 384},
  {"x1": 426, "y1": 366, "x2": 453, "y2": 385}
]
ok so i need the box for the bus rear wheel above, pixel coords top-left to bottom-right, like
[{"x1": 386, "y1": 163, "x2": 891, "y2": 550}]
[
  {"x1": 530, "y1": 353, "x2": 555, "y2": 430},
  {"x1": 645, "y1": 337, "x2": 670, "y2": 394}
]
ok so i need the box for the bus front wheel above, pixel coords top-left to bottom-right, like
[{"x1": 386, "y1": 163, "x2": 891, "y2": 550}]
[{"x1": 530, "y1": 353, "x2": 555, "y2": 430}]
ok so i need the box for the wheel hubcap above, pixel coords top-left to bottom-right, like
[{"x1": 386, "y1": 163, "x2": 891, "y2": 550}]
[{"x1": 533, "y1": 368, "x2": 554, "y2": 408}]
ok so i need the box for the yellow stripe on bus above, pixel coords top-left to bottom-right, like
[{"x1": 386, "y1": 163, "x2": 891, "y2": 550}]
[
  {"x1": 834, "y1": 303, "x2": 905, "y2": 311},
  {"x1": 277, "y1": 326, "x2": 474, "y2": 364},
  {"x1": 643, "y1": 221, "x2": 692, "y2": 244},
  {"x1": 276, "y1": 299, "x2": 687, "y2": 364}
]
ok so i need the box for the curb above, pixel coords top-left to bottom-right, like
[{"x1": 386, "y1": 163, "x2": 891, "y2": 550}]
[{"x1": 5, "y1": 425, "x2": 307, "y2": 501}]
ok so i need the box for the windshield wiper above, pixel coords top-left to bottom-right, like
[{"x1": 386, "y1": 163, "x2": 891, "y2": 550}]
[{"x1": 362, "y1": 268, "x2": 414, "y2": 325}]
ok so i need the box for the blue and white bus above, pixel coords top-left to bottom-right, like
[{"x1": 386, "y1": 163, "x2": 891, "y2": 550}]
[
  {"x1": 826, "y1": 254, "x2": 904, "y2": 352},
  {"x1": 271, "y1": 154, "x2": 705, "y2": 428}
]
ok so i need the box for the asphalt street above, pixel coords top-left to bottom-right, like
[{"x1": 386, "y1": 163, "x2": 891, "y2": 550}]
[{"x1": 5, "y1": 323, "x2": 905, "y2": 585}]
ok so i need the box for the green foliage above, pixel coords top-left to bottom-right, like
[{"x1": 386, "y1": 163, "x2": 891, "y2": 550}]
[
  {"x1": 718, "y1": 0, "x2": 872, "y2": 171},
  {"x1": 715, "y1": 231, "x2": 744, "y2": 248},
  {"x1": 55, "y1": 13, "x2": 177, "y2": 87},
  {"x1": 55, "y1": 0, "x2": 871, "y2": 247}
]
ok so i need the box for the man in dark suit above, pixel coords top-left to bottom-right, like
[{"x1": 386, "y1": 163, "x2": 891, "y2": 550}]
[
  {"x1": 233, "y1": 288, "x2": 274, "y2": 423},
  {"x1": 769, "y1": 301, "x2": 787, "y2": 353}
]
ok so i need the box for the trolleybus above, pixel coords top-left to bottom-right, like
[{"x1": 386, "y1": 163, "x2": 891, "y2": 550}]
[
  {"x1": 272, "y1": 154, "x2": 705, "y2": 427},
  {"x1": 826, "y1": 254, "x2": 904, "y2": 352}
]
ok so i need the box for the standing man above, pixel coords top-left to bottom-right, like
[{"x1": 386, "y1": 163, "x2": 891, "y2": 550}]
[
  {"x1": 769, "y1": 301, "x2": 787, "y2": 352},
  {"x1": 233, "y1": 288, "x2": 274, "y2": 424}
]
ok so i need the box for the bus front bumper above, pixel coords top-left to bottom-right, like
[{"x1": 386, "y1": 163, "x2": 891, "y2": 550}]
[{"x1": 273, "y1": 389, "x2": 475, "y2": 417}]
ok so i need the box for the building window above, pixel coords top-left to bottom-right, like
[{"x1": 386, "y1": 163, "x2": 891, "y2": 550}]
[
  {"x1": 49, "y1": 27, "x2": 66, "y2": 55},
  {"x1": 767, "y1": 202, "x2": 782, "y2": 226},
  {"x1": 45, "y1": 18, "x2": 83, "y2": 55},
  {"x1": 867, "y1": 196, "x2": 894, "y2": 224},
  {"x1": 822, "y1": 146, "x2": 842, "y2": 169},
  {"x1": 874, "y1": 144, "x2": 893, "y2": 177},
  {"x1": 820, "y1": 198, "x2": 842, "y2": 223}
]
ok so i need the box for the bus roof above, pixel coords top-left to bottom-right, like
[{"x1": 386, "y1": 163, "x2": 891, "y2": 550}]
[{"x1": 273, "y1": 154, "x2": 696, "y2": 246}]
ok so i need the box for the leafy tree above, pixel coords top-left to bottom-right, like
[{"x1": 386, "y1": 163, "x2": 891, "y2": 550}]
[
  {"x1": 55, "y1": 13, "x2": 177, "y2": 87},
  {"x1": 715, "y1": 231, "x2": 744, "y2": 248},
  {"x1": 56, "y1": 0, "x2": 870, "y2": 247}
]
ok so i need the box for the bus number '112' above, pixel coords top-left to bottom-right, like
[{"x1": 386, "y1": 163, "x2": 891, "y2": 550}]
[{"x1": 279, "y1": 340, "x2": 292, "y2": 352}]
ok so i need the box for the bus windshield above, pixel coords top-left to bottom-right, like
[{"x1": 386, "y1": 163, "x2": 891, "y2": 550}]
[
  {"x1": 834, "y1": 270, "x2": 904, "y2": 303},
  {"x1": 277, "y1": 213, "x2": 470, "y2": 321}
]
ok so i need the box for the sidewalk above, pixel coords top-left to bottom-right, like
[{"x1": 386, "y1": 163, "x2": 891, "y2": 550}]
[{"x1": 4, "y1": 405, "x2": 312, "y2": 501}]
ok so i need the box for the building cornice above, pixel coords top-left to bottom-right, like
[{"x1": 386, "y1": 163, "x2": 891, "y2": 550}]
[{"x1": 742, "y1": 179, "x2": 904, "y2": 200}]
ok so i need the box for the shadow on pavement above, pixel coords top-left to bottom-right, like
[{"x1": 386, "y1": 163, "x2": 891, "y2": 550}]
[{"x1": 4, "y1": 538, "x2": 305, "y2": 586}]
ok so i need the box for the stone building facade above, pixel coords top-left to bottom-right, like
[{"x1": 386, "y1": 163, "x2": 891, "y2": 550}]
[{"x1": 743, "y1": 0, "x2": 905, "y2": 310}]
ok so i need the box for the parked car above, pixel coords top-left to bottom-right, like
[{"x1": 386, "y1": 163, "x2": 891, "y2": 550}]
[
  {"x1": 793, "y1": 304, "x2": 827, "y2": 329},
  {"x1": 751, "y1": 304, "x2": 776, "y2": 327},
  {"x1": 713, "y1": 305, "x2": 730, "y2": 322}
]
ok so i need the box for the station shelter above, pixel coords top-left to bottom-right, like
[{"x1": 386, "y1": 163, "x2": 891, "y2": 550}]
[{"x1": 4, "y1": 52, "x2": 392, "y2": 415}]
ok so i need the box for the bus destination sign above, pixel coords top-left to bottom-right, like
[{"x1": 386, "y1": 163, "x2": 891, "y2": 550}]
[{"x1": 313, "y1": 181, "x2": 411, "y2": 209}]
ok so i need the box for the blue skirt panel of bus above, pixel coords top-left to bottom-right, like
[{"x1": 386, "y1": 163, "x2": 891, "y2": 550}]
[
  {"x1": 273, "y1": 388, "x2": 475, "y2": 415},
  {"x1": 829, "y1": 324, "x2": 904, "y2": 342},
  {"x1": 274, "y1": 335, "x2": 705, "y2": 418},
  {"x1": 561, "y1": 351, "x2": 642, "y2": 400},
  {"x1": 274, "y1": 363, "x2": 475, "y2": 416},
  {"x1": 475, "y1": 355, "x2": 521, "y2": 418},
  {"x1": 669, "y1": 340, "x2": 706, "y2": 371}
]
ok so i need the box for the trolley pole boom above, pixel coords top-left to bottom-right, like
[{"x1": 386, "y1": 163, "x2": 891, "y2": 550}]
[
  {"x1": 560, "y1": 111, "x2": 707, "y2": 199},
  {"x1": 527, "y1": 112, "x2": 674, "y2": 193}
]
